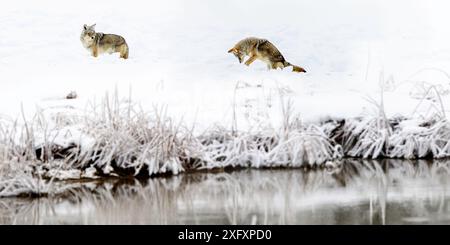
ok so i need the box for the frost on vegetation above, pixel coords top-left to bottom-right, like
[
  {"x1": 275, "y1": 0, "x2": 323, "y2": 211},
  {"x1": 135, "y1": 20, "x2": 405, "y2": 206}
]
[
  {"x1": 0, "y1": 94, "x2": 342, "y2": 191},
  {"x1": 2, "y1": 90, "x2": 450, "y2": 197},
  {"x1": 328, "y1": 116, "x2": 450, "y2": 159},
  {"x1": 198, "y1": 125, "x2": 342, "y2": 169}
]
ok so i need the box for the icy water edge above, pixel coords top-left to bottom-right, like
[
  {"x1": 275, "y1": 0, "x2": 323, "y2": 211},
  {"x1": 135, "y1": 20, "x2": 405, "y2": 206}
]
[{"x1": 1, "y1": 159, "x2": 450, "y2": 225}]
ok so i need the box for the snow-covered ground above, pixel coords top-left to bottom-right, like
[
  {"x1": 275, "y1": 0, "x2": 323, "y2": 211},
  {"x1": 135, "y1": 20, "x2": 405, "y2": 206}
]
[{"x1": 2, "y1": 0, "x2": 450, "y2": 131}]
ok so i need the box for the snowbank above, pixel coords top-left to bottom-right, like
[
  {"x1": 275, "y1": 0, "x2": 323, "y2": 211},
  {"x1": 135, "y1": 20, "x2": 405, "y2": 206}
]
[{"x1": 2, "y1": 0, "x2": 450, "y2": 130}]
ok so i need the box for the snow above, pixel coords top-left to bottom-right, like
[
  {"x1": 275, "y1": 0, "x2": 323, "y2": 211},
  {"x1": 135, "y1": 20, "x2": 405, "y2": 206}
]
[{"x1": 1, "y1": 0, "x2": 450, "y2": 132}]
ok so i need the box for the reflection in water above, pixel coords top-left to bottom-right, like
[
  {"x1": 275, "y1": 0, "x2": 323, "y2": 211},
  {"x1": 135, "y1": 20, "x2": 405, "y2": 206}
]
[{"x1": 1, "y1": 159, "x2": 450, "y2": 224}]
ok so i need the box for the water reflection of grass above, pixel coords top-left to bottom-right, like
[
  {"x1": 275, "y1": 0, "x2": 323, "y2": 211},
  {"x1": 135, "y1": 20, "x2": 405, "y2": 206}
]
[{"x1": 1, "y1": 159, "x2": 449, "y2": 224}]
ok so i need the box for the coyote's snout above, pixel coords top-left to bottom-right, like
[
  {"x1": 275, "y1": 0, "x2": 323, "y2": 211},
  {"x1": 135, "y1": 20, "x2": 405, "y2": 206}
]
[
  {"x1": 80, "y1": 24, "x2": 129, "y2": 59},
  {"x1": 228, "y1": 37, "x2": 306, "y2": 73}
]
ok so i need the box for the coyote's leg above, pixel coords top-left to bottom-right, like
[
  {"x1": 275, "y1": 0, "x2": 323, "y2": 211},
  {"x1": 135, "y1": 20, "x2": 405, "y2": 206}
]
[
  {"x1": 244, "y1": 55, "x2": 257, "y2": 66},
  {"x1": 92, "y1": 46, "x2": 98, "y2": 57},
  {"x1": 273, "y1": 62, "x2": 283, "y2": 70},
  {"x1": 119, "y1": 44, "x2": 129, "y2": 59}
]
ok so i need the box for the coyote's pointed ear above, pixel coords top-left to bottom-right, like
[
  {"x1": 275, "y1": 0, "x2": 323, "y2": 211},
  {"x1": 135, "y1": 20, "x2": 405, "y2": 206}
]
[
  {"x1": 91, "y1": 23, "x2": 96, "y2": 29},
  {"x1": 83, "y1": 24, "x2": 88, "y2": 30},
  {"x1": 228, "y1": 48, "x2": 235, "y2": 53}
]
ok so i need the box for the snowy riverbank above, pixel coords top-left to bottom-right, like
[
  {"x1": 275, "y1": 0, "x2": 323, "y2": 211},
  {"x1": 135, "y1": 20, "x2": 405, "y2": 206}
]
[
  {"x1": 1, "y1": 93, "x2": 450, "y2": 197},
  {"x1": 3, "y1": 0, "x2": 450, "y2": 197}
]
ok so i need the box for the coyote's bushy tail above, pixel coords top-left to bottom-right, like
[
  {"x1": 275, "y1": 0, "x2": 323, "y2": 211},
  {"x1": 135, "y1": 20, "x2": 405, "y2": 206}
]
[{"x1": 284, "y1": 61, "x2": 306, "y2": 73}]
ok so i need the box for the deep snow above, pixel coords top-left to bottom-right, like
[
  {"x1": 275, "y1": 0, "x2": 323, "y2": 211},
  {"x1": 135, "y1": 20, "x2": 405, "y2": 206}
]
[{"x1": 2, "y1": 0, "x2": 450, "y2": 132}]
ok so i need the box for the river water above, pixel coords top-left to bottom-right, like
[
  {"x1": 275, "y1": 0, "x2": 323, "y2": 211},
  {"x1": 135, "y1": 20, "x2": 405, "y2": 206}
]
[{"x1": 1, "y1": 159, "x2": 449, "y2": 224}]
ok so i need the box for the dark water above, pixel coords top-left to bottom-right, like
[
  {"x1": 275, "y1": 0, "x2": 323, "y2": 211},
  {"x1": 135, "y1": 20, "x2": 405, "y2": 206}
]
[{"x1": 1, "y1": 159, "x2": 450, "y2": 224}]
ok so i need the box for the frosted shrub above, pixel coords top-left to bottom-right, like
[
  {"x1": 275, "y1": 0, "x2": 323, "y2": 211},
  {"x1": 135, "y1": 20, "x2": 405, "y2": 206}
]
[
  {"x1": 199, "y1": 125, "x2": 342, "y2": 169},
  {"x1": 342, "y1": 117, "x2": 391, "y2": 158}
]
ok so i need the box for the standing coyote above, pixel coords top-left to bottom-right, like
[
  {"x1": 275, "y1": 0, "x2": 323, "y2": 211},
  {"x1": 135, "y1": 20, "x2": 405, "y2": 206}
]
[
  {"x1": 228, "y1": 37, "x2": 306, "y2": 73},
  {"x1": 80, "y1": 24, "x2": 129, "y2": 59}
]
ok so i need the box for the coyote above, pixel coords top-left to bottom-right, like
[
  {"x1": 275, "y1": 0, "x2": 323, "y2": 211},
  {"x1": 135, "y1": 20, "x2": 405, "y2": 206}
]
[
  {"x1": 80, "y1": 24, "x2": 129, "y2": 59},
  {"x1": 228, "y1": 37, "x2": 306, "y2": 73}
]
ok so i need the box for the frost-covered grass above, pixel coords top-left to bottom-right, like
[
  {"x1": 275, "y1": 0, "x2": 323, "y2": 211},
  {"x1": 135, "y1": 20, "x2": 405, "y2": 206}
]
[
  {"x1": 340, "y1": 117, "x2": 450, "y2": 159},
  {"x1": 0, "y1": 117, "x2": 47, "y2": 197},
  {"x1": 1, "y1": 70, "x2": 450, "y2": 198},
  {"x1": 0, "y1": 93, "x2": 336, "y2": 196},
  {"x1": 0, "y1": 93, "x2": 342, "y2": 184},
  {"x1": 2, "y1": 90, "x2": 450, "y2": 198}
]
